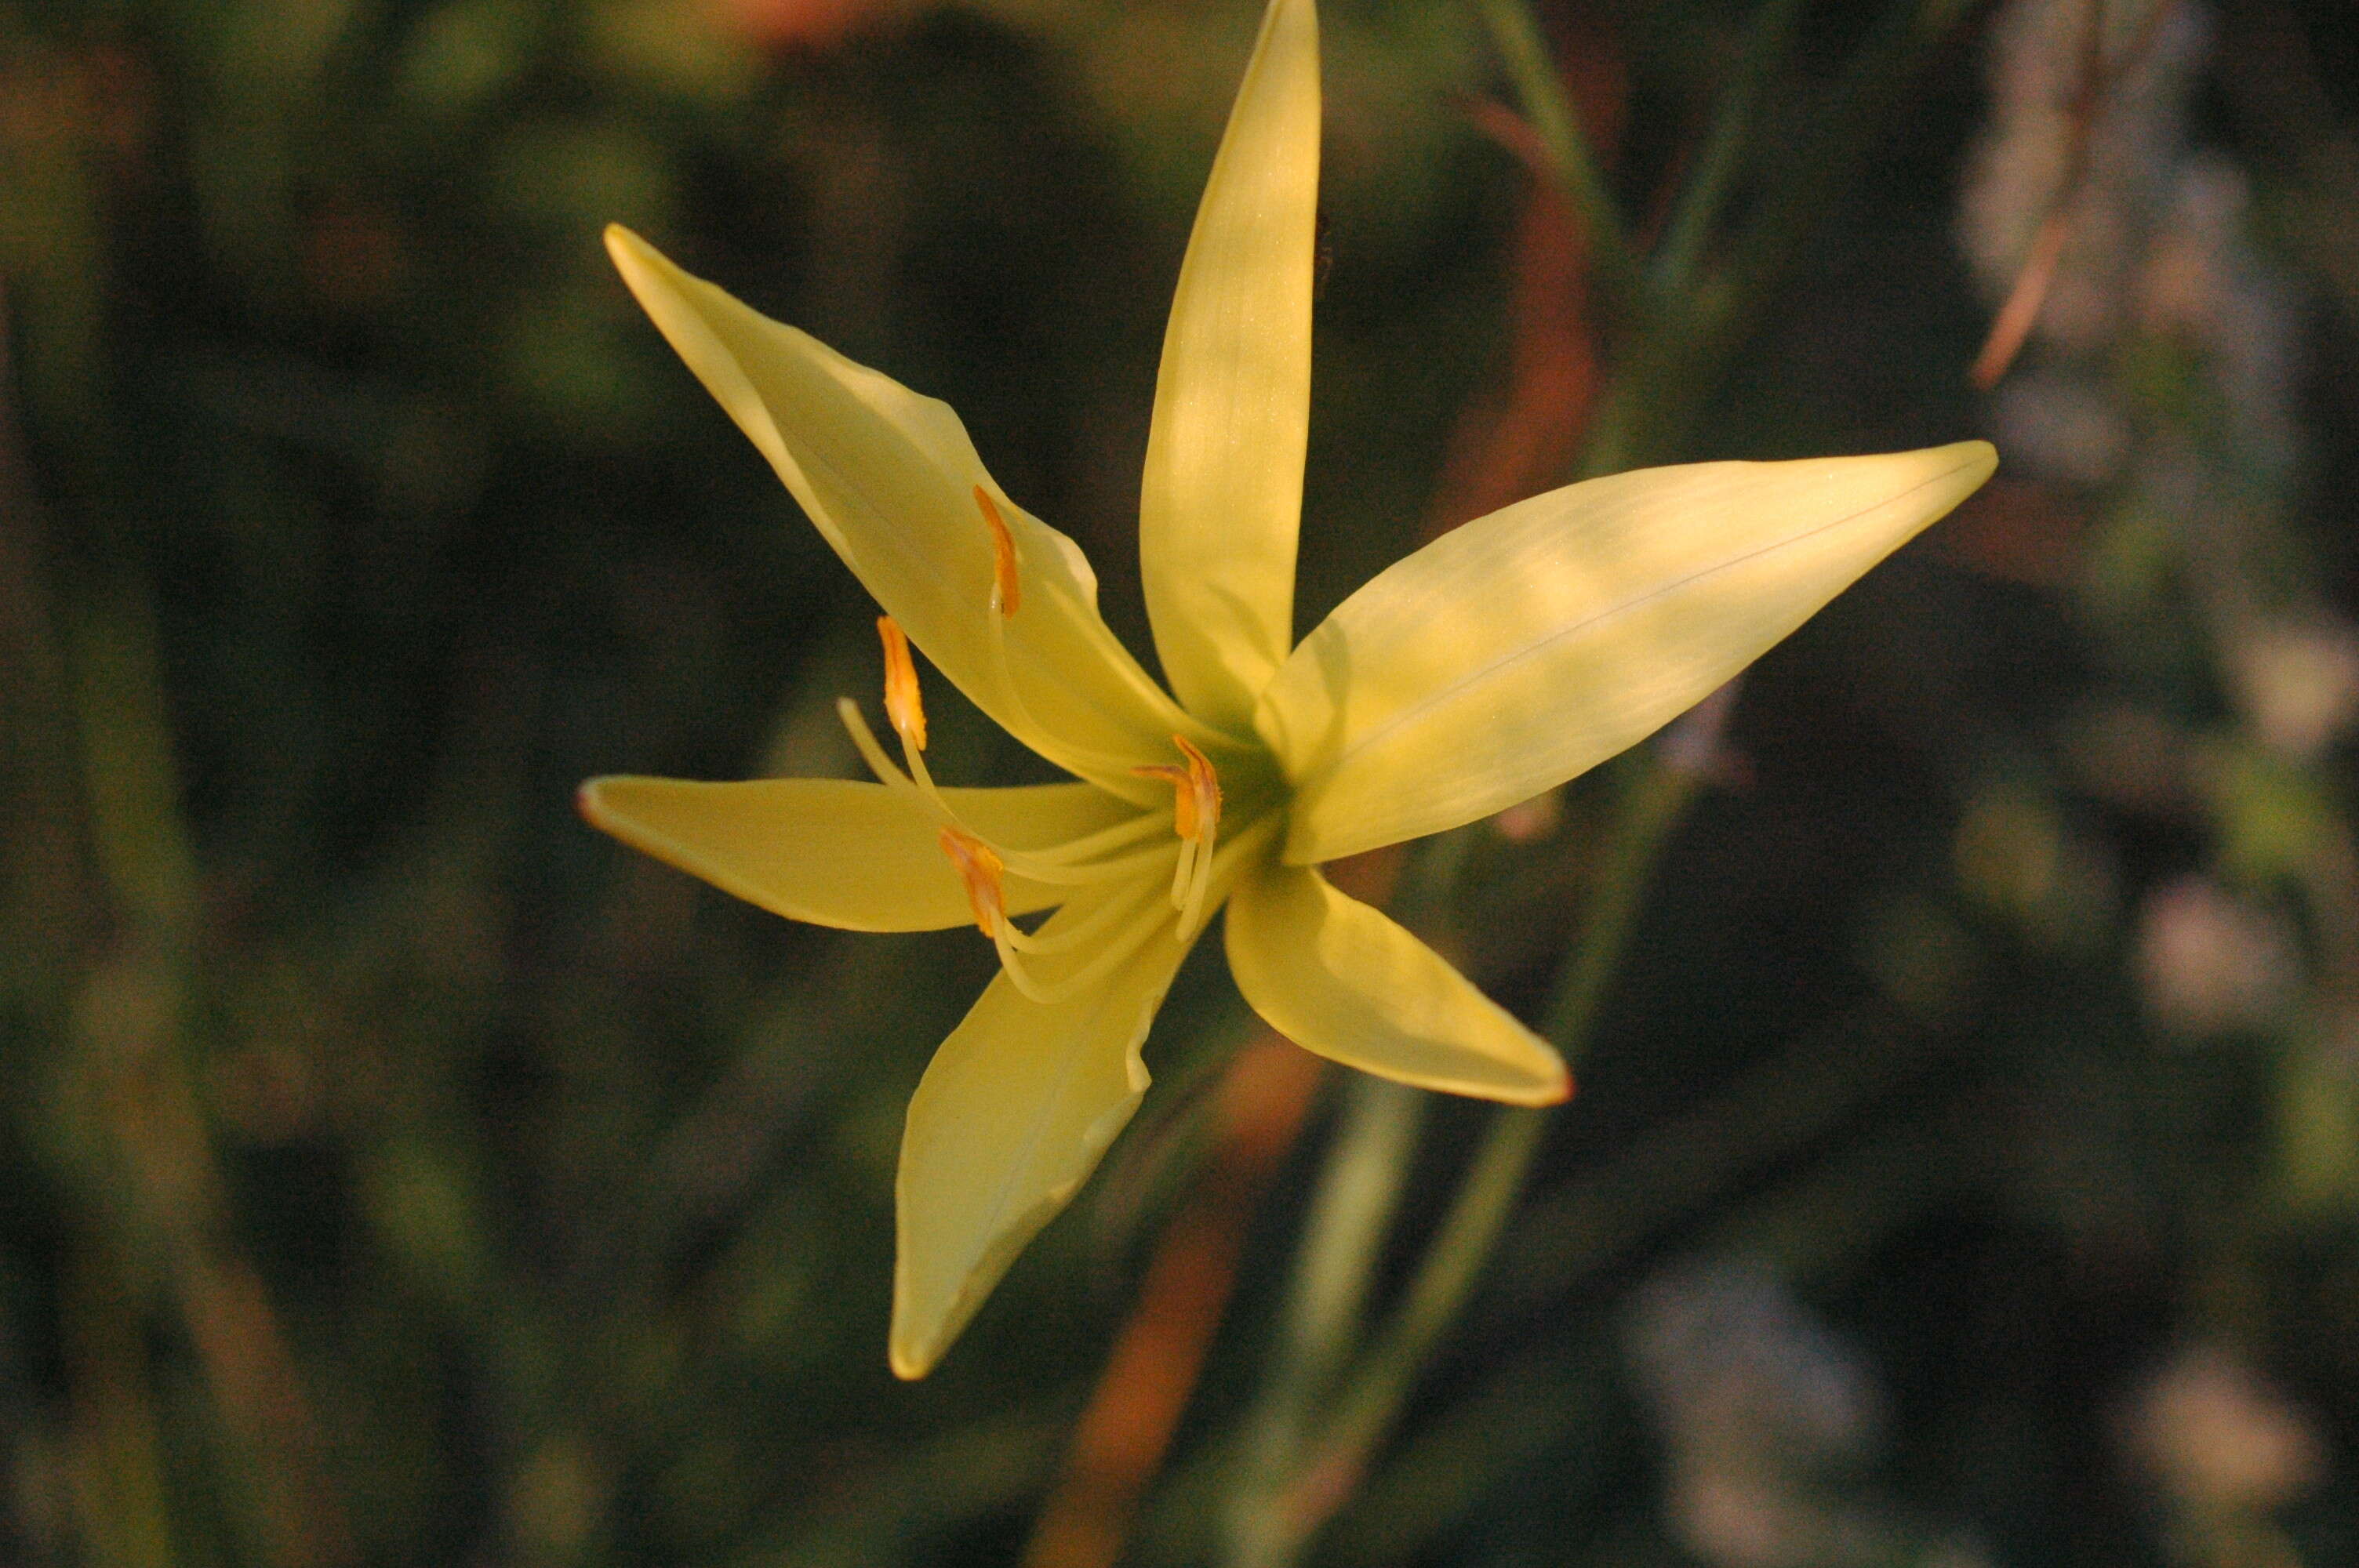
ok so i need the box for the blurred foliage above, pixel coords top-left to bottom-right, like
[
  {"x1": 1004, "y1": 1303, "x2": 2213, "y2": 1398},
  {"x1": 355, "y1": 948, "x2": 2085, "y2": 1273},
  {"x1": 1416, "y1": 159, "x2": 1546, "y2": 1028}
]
[{"x1": 4, "y1": 0, "x2": 2359, "y2": 1564}]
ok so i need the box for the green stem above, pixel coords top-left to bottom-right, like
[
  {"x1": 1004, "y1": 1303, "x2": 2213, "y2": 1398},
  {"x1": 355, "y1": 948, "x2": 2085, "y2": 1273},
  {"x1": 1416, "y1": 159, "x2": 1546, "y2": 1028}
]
[
  {"x1": 1542, "y1": 756, "x2": 1703, "y2": 1047},
  {"x1": 1472, "y1": 0, "x2": 1648, "y2": 325},
  {"x1": 1287, "y1": 1103, "x2": 1546, "y2": 1508},
  {"x1": 1206, "y1": 0, "x2": 1986, "y2": 1545},
  {"x1": 67, "y1": 584, "x2": 202, "y2": 951},
  {"x1": 1713, "y1": 0, "x2": 1985, "y2": 345},
  {"x1": 1592, "y1": 0, "x2": 1984, "y2": 477},
  {"x1": 1244, "y1": 743, "x2": 1717, "y2": 1565},
  {"x1": 1223, "y1": 1072, "x2": 1427, "y2": 1568},
  {"x1": 1650, "y1": 0, "x2": 1814, "y2": 296}
]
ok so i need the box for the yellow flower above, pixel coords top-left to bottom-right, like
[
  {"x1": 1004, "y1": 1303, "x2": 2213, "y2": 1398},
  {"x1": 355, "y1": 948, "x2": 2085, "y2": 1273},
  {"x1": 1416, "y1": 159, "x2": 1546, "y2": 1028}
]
[{"x1": 580, "y1": 0, "x2": 1995, "y2": 1378}]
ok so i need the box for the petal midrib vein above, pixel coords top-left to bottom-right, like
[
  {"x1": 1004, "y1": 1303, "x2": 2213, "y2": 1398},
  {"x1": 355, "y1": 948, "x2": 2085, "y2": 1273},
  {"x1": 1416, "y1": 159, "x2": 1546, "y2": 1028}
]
[{"x1": 1307, "y1": 457, "x2": 1982, "y2": 786}]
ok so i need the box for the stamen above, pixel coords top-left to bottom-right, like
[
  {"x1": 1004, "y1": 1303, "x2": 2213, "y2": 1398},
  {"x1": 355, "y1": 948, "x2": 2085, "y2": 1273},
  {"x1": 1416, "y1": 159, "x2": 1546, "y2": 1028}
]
[
  {"x1": 974, "y1": 487, "x2": 1021, "y2": 616},
  {"x1": 1133, "y1": 735, "x2": 1223, "y2": 936},
  {"x1": 1132, "y1": 763, "x2": 1197, "y2": 902},
  {"x1": 938, "y1": 826, "x2": 1009, "y2": 938},
  {"x1": 987, "y1": 815, "x2": 1283, "y2": 1007},
  {"x1": 1003, "y1": 815, "x2": 1281, "y2": 1004},
  {"x1": 1020, "y1": 808, "x2": 1172, "y2": 866},
  {"x1": 867, "y1": 626, "x2": 1107, "y2": 885},
  {"x1": 969, "y1": 492, "x2": 1180, "y2": 789},
  {"x1": 877, "y1": 616, "x2": 927, "y2": 752},
  {"x1": 1173, "y1": 737, "x2": 1223, "y2": 845},
  {"x1": 838, "y1": 699, "x2": 949, "y2": 826},
  {"x1": 838, "y1": 698, "x2": 1178, "y2": 889},
  {"x1": 1182, "y1": 820, "x2": 1217, "y2": 938},
  {"x1": 1001, "y1": 871, "x2": 1160, "y2": 955},
  {"x1": 981, "y1": 603, "x2": 1154, "y2": 781},
  {"x1": 994, "y1": 884, "x2": 1178, "y2": 1006}
]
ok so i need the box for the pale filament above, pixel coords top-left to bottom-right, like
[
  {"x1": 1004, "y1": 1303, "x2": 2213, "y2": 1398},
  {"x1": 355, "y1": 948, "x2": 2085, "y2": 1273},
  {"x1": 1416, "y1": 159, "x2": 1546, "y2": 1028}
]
[
  {"x1": 938, "y1": 789, "x2": 1282, "y2": 1007},
  {"x1": 936, "y1": 823, "x2": 1155, "y2": 957},
  {"x1": 1020, "y1": 807, "x2": 1174, "y2": 866},
  {"x1": 992, "y1": 877, "x2": 1174, "y2": 1006},
  {"x1": 838, "y1": 699, "x2": 1175, "y2": 889},
  {"x1": 1005, "y1": 811, "x2": 1283, "y2": 1004},
  {"x1": 851, "y1": 514, "x2": 1252, "y2": 998},
  {"x1": 970, "y1": 487, "x2": 1183, "y2": 787},
  {"x1": 865, "y1": 614, "x2": 1167, "y2": 865},
  {"x1": 1134, "y1": 735, "x2": 1223, "y2": 939},
  {"x1": 936, "y1": 818, "x2": 1173, "y2": 1004},
  {"x1": 1002, "y1": 877, "x2": 1161, "y2": 955}
]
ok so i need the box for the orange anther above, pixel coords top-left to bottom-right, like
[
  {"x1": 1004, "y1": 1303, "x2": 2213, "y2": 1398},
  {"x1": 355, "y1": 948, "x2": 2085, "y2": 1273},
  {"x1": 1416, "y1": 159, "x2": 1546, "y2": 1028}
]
[
  {"x1": 878, "y1": 615, "x2": 927, "y2": 751},
  {"x1": 938, "y1": 826, "x2": 1008, "y2": 937},
  {"x1": 1174, "y1": 735, "x2": 1220, "y2": 844},
  {"x1": 974, "y1": 486, "x2": 1022, "y2": 616},
  {"x1": 1133, "y1": 735, "x2": 1221, "y2": 844}
]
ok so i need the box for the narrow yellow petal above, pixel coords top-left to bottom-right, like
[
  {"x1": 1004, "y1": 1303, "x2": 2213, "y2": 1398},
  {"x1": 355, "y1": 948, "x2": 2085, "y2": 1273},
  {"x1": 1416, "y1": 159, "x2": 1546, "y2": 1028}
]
[
  {"x1": 1262, "y1": 442, "x2": 1997, "y2": 864},
  {"x1": 1137, "y1": 0, "x2": 1320, "y2": 731},
  {"x1": 889, "y1": 895, "x2": 1194, "y2": 1378},
  {"x1": 605, "y1": 227, "x2": 1202, "y2": 796},
  {"x1": 1225, "y1": 862, "x2": 1569, "y2": 1105},
  {"x1": 579, "y1": 776, "x2": 1136, "y2": 931}
]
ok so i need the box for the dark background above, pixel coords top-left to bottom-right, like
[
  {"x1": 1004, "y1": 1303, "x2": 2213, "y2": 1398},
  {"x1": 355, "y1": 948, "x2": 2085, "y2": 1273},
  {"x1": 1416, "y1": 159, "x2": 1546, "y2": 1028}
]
[{"x1": 3, "y1": 0, "x2": 2357, "y2": 1563}]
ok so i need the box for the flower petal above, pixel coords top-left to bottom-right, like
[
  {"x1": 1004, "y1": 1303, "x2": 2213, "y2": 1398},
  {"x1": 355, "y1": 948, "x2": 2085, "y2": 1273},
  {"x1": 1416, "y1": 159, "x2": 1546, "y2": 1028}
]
[
  {"x1": 1225, "y1": 862, "x2": 1569, "y2": 1105},
  {"x1": 579, "y1": 775, "x2": 1137, "y2": 931},
  {"x1": 1262, "y1": 442, "x2": 1997, "y2": 863},
  {"x1": 606, "y1": 227, "x2": 1207, "y2": 797},
  {"x1": 1137, "y1": 0, "x2": 1320, "y2": 731},
  {"x1": 890, "y1": 898, "x2": 1194, "y2": 1378}
]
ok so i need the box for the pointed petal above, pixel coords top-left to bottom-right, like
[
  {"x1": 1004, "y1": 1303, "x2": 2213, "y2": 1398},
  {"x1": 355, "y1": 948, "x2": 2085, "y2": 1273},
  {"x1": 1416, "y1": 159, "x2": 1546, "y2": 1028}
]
[
  {"x1": 889, "y1": 898, "x2": 1194, "y2": 1377},
  {"x1": 580, "y1": 775, "x2": 1137, "y2": 931},
  {"x1": 606, "y1": 227, "x2": 1205, "y2": 796},
  {"x1": 1226, "y1": 863, "x2": 1569, "y2": 1105},
  {"x1": 1262, "y1": 443, "x2": 1997, "y2": 863},
  {"x1": 1137, "y1": 0, "x2": 1320, "y2": 730}
]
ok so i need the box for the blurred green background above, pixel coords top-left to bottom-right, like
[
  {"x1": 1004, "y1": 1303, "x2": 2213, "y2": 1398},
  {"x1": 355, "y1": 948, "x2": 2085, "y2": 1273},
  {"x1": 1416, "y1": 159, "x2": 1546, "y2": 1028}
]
[{"x1": 5, "y1": 0, "x2": 2359, "y2": 1563}]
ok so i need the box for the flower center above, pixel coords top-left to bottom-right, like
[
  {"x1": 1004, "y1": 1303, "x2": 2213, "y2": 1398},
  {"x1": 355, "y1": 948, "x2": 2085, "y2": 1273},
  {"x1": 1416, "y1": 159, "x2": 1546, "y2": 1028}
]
[
  {"x1": 832, "y1": 492, "x2": 1281, "y2": 1003},
  {"x1": 841, "y1": 615, "x2": 1184, "y2": 1005}
]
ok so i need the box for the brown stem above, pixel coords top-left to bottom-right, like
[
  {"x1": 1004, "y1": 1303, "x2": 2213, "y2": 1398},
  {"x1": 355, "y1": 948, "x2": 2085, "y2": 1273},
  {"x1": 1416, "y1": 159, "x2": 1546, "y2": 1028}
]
[{"x1": 1969, "y1": 0, "x2": 2181, "y2": 389}]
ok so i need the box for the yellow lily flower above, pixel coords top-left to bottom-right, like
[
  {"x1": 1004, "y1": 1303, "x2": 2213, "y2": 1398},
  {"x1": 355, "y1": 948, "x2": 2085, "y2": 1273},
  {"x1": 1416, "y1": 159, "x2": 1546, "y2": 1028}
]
[{"x1": 580, "y1": 0, "x2": 1995, "y2": 1378}]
